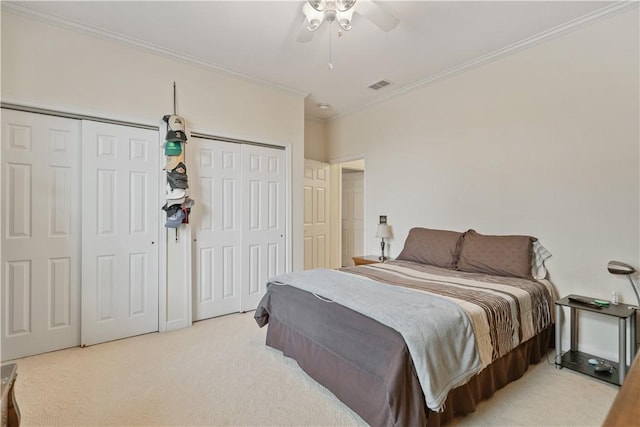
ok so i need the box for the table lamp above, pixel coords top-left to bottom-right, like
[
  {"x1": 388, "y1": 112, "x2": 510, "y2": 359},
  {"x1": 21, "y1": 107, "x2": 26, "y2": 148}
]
[
  {"x1": 607, "y1": 260, "x2": 639, "y2": 308},
  {"x1": 376, "y1": 223, "x2": 392, "y2": 261}
]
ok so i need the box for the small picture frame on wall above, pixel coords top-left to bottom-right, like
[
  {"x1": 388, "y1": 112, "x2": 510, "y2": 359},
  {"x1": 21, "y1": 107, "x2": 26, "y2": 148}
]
[{"x1": 379, "y1": 215, "x2": 387, "y2": 224}]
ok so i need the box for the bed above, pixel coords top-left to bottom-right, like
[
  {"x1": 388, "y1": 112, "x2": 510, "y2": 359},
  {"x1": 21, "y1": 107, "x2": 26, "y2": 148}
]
[{"x1": 255, "y1": 228, "x2": 556, "y2": 426}]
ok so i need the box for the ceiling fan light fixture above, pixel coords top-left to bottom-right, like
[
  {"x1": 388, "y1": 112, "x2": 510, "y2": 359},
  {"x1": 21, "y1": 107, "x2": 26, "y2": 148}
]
[
  {"x1": 337, "y1": 6, "x2": 354, "y2": 31},
  {"x1": 337, "y1": 0, "x2": 357, "y2": 12},
  {"x1": 308, "y1": 0, "x2": 325, "y2": 12},
  {"x1": 298, "y1": 0, "x2": 398, "y2": 43},
  {"x1": 324, "y1": 8, "x2": 337, "y2": 23},
  {"x1": 307, "y1": 18, "x2": 321, "y2": 31},
  {"x1": 304, "y1": 0, "x2": 356, "y2": 29},
  {"x1": 303, "y1": 2, "x2": 325, "y2": 28},
  {"x1": 338, "y1": 19, "x2": 352, "y2": 31}
]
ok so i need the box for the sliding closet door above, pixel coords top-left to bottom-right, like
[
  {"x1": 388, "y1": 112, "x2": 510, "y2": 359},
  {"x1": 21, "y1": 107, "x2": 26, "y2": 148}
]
[
  {"x1": 1, "y1": 109, "x2": 81, "y2": 361},
  {"x1": 81, "y1": 121, "x2": 159, "y2": 347},
  {"x1": 189, "y1": 138, "x2": 242, "y2": 321},
  {"x1": 240, "y1": 144, "x2": 286, "y2": 312}
]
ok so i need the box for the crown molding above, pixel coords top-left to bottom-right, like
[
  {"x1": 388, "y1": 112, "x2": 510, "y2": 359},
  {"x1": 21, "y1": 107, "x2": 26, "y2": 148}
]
[
  {"x1": 4, "y1": 1, "x2": 636, "y2": 122},
  {"x1": 333, "y1": 1, "x2": 639, "y2": 121},
  {"x1": 2, "y1": 2, "x2": 308, "y2": 99}
]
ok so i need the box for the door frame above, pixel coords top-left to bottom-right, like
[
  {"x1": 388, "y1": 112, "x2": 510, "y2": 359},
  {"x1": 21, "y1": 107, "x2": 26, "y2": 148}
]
[{"x1": 329, "y1": 155, "x2": 366, "y2": 269}]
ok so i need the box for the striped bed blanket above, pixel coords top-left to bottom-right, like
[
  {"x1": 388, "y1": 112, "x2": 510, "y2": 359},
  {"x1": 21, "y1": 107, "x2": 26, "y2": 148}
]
[{"x1": 342, "y1": 260, "x2": 556, "y2": 369}]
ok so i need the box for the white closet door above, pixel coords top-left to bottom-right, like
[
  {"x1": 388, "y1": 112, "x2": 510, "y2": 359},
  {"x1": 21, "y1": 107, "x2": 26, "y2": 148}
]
[
  {"x1": 188, "y1": 138, "x2": 242, "y2": 321},
  {"x1": 303, "y1": 159, "x2": 330, "y2": 270},
  {"x1": 81, "y1": 121, "x2": 159, "y2": 346},
  {"x1": 1, "y1": 110, "x2": 81, "y2": 361},
  {"x1": 240, "y1": 145, "x2": 286, "y2": 312}
]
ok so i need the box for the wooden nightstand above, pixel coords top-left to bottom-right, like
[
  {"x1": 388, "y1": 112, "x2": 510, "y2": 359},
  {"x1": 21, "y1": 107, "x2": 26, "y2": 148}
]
[{"x1": 352, "y1": 255, "x2": 390, "y2": 266}]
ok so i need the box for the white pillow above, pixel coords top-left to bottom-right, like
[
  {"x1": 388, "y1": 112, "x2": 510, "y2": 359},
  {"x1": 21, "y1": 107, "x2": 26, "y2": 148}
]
[{"x1": 531, "y1": 241, "x2": 552, "y2": 280}]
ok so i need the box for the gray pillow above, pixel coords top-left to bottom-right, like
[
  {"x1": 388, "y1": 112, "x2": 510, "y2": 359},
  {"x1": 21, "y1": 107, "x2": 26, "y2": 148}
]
[
  {"x1": 396, "y1": 228, "x2": 464, "y2": 269},
  {"x1": 457, "y1": 230, "x2": 535, "y2": 279}
]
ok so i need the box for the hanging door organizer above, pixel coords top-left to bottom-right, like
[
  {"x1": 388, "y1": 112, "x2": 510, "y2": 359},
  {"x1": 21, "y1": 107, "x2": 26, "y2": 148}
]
[{"x1": 161, "y1": 111, "x2": 194, "y2": 239}]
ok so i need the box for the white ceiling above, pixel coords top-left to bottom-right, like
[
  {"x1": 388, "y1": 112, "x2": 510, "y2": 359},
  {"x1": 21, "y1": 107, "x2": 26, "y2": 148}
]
[{"x1": 5, "y1": 1, "x2": 620, "y2": 120}]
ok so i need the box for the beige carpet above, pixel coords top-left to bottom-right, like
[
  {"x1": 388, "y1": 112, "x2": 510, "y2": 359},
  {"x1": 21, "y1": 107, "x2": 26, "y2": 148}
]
[{"x1": 11, "y1": 312, "x2": 618, "y2": 426}]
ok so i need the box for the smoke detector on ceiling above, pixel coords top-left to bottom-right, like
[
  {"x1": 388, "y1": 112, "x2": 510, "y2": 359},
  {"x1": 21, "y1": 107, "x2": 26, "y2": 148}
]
[{"x1": 318, "y1": 103, "x2": 330, "y2": 111}]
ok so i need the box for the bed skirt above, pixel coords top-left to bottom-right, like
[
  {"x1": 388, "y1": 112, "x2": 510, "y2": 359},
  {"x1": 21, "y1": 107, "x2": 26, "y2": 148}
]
[
  {"x1": 427, "y1": 324, "x2": 553, "y2": 426},
  {"x1": 260, "y1": 285, "x2": 553, "y2": 427}
]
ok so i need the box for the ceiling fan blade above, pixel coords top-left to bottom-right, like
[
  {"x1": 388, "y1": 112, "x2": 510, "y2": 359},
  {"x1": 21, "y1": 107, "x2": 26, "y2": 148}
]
[
  {"x1": 296, "y1": 19, "x2": 316, "y2": 43},
  {"x1": 357, "y1": 0, "x2": 399, "y2": 32}
]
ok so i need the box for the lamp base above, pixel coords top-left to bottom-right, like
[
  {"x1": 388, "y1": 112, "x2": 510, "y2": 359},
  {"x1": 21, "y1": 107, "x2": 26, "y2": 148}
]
[{"x1": 379, "y1": 239, "x2": 386, "y2": 262}]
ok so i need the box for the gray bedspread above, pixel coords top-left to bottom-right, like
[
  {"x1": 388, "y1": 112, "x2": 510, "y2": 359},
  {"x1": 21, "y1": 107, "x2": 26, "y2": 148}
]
[{"x1": 268, "y1": 268, "x2": 482, "y2": 411}]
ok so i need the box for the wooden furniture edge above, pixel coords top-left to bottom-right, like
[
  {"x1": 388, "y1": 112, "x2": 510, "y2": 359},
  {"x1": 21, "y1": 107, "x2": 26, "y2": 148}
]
[{"x1": 603, "y1": 350, "x2": 640, "y2": 426}]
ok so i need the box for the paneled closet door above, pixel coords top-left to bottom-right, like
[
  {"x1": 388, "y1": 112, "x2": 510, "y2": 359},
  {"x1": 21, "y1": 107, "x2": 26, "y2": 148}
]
[
  {"x1": 240, "y1": 145, "x2": 286, "y2": 312},
  {"x1": 1, "y1": 109, "x2": 81, "y2": 361},
  {"x1": 81, "y1": 121, "x2": 159, "y2": 347},
  {"x1": 188, "y1": 138, "x2": 242, "y2": 321}
]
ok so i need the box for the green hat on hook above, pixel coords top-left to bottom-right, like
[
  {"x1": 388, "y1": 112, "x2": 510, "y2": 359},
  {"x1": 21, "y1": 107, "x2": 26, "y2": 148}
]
[{"x1": 164, "y1": 141, "x2": 182, "y2": 156}]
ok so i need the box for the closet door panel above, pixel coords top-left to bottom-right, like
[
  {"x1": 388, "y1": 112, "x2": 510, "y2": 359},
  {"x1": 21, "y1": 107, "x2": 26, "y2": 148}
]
[
  {"x1": 1, "y1": 109, "x2": 81, "y2": 361},
  {"x1": 240, "y1": 145, "x2": 286, "y2": 312},
  {"x1": 81, "y1": 121, "x2": 159, "y2": 347},
  {"x1": 189, "y1": 138, "x2": 242, "y2": 320}
]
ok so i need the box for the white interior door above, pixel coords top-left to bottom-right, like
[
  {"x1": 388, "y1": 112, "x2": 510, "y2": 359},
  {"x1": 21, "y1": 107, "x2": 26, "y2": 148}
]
[
  {"x1": 81, "y1": 121, "x2": 159, "y2": 347},
  {"x1": 341, "y1": 170, "x2": 364, "y2": 266},
  {"x1": 240, "y1": 144, "x2": 286, "y2": 312},
  {"x1": 303, "y1": 159, "x2": 330, "y2": 270},
  {"x1": 1, "y1": 110, "x2": 81, "y2": 361},
  {"x1": 188, "y1": 137, "x2": 242, "y2": 321}
]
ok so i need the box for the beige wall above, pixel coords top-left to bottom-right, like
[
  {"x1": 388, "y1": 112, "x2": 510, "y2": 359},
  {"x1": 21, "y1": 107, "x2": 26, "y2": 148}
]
[
  {"x1": 1, "y1": 10, "x2": 306, "y2": 328},
  {"x1": 328, "y1": 10, "x2": 639, "y2": 358},
  {"x1": 304, "y1": 117, "x2": 327, "y2": 161},
  {"x1": 1, "y1": 12, "x2": 305, "y2": 144}
]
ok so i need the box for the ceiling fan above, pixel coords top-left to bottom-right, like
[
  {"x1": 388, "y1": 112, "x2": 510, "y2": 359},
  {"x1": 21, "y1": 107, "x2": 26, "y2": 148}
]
[{"x1": 296, "y1": 0, "x2": 400, "y2": 43}]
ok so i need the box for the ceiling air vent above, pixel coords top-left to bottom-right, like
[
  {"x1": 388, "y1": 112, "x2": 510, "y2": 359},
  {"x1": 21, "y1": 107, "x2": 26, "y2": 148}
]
[{"x1": 368, "y1": 80, "x2": 391, "y2": 90}]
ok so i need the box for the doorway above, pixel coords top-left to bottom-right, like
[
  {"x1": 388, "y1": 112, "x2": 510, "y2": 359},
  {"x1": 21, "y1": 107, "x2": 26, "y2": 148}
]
[
  {"x1": 303, "y1": 159, "x2": 331, "y2": 270},
  {"x1": 337, "y1": 159, "x2": 365, "y2": 267},
  {"x1": 341, "y1": 169, "x2": 364, "y2": 266}
]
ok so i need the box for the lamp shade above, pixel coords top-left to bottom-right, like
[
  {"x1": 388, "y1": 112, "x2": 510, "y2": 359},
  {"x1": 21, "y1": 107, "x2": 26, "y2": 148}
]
[
  {"x1": 607, "y1": 260, "x2": 640, "y2": 307},
  {"x1": 607, "y1": 261, "x2": 635, "y2": 275},
  {"x1": 376, "y1": 223, "x2": 392, "y2": 239}
]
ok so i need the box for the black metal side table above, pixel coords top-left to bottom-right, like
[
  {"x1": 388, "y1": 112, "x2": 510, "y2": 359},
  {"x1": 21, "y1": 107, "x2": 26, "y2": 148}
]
[{"x1": 555, "y1": 295, "x2": 637, "y2": 386}]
